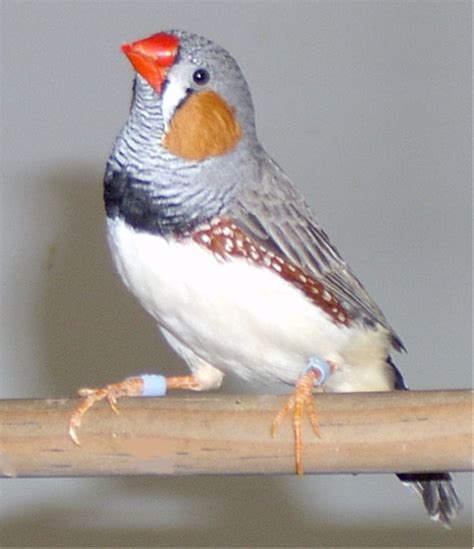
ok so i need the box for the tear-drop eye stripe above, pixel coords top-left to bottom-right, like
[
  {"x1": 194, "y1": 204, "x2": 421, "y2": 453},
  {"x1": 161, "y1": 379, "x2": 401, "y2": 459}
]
[{"x1": 173, "y1": 88, "x2": 194, "y2": 114}]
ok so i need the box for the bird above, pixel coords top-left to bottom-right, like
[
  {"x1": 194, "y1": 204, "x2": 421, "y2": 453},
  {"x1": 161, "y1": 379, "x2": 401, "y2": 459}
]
[{"x1": 69, "y1": 30, "x2": 462, "y2": 527}]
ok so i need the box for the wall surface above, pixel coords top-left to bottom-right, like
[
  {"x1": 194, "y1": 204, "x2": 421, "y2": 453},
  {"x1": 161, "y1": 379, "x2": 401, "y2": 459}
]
[{"x1": 1, "y1": 1, "x2": 472, "y2": 547}]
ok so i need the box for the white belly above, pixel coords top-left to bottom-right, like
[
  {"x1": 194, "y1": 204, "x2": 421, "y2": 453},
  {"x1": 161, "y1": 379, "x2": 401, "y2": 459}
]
[{"x1": 107, "y1": 217, "x2": 393, "y2": 391}]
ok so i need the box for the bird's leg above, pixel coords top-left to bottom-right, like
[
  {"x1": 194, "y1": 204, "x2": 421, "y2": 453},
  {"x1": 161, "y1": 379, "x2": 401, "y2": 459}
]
[
  {"x1": 271, "y1": 357, "x2": 333, "y2": 475},
  {"x1": 68, "y1": 374, "x2": 204, "y2": 445}
]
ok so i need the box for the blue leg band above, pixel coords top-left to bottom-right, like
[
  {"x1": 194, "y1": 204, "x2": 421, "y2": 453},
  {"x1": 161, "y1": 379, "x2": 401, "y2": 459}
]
[
  {"x1": 139, "y1": 374, "x2": 167, "y2": 397},
  {"x1": 306, "y1": 356, "x2": 332, "y2": 386}
]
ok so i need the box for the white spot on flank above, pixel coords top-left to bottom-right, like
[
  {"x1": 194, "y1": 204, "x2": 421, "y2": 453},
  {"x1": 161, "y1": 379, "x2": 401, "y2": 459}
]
[
  {"x1": 272, "y1": 262, "x2": 282, "y2": 272},
  {"x1": 200, "y1": 234, "x2": 211, "y2": 244},
  {"x1": 299, "y1": 274, "x2": 308, "y2": 283},
  {"x1": 323, "y1": 289, "x2": 332, "y2": 302},
  {"x1": 225, "y1": 239, "x2": 234, "y2": 252},
  {"x1": 222, "y1": 227, "x2": 232, "y2": 236},
  {"x1": 107, "y1": 216, "x2": 393, "y2": 392},
  {"x1": 263, "y1": 256, "x2": 272, "y2": 267}
]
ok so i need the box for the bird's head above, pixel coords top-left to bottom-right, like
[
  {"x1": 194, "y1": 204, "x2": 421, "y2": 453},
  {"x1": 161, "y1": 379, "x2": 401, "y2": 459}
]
[{"x1": 121, "y1": 30, "x2": 257, "y2": 162}]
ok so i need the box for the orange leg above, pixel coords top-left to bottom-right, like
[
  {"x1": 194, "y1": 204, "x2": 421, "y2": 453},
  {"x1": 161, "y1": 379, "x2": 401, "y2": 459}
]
[
  {"x1": 271, "y1": 369, "x2": 322, "y2": 476},
  {"x1": 68, "y1": 374, "x2": 202, "y2": 445}
]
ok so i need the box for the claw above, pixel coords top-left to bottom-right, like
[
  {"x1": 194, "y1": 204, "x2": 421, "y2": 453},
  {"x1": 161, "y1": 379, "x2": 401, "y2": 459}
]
[
  {"x1": 271, "y1": 368, "x2": 321, "y2": 475},
  {"x1": 68, "y1": 378, "x2": 144, "y2": 445},
  {"x1": 67, "y1": 374, "x2": 199, "y2": 445},
  {"x1": 68, "y1": 419, "x2": 82, "y2": 446},
  {"x1": 107, "y1": 394, "x2": 120, "y2": 415}
]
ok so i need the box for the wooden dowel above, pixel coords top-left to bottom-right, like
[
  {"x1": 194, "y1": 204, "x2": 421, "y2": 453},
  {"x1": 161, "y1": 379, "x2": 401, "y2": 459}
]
[{"x1": 0, "y1": 390, "x2": 472, "y2": 478}]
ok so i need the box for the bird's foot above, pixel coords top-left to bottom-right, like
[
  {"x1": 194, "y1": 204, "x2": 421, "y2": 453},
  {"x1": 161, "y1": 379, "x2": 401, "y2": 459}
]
[
  {"x1": 69, "y1": 374, "x2": 201, "y2": 445},
  {"x1": 271, "y1": 357, "x2": 333, "y2": 475},
  {"x1": 68, "y1": 376, "x2": 148, "y2": 445}
]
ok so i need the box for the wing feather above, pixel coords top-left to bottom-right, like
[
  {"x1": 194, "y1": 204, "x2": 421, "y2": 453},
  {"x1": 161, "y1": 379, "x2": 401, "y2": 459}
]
[{"x1": 230, "y1": 157, "x2": 404, "y2": 351}]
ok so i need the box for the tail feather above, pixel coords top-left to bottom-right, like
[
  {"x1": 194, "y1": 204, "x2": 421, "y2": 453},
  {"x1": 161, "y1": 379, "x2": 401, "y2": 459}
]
[
  {"x1": 387, "y1": 358, "x2": 462, "y2": 527},
  {"x1": 397, "y1": 473, "x2": 463, "y2": 528}
]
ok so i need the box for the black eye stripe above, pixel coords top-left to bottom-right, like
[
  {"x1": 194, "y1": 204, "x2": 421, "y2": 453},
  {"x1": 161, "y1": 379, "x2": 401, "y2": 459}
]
[
  {"x1": 161, "y1": 77, "x2": 170, "y2": 96},
  {"x1": 193, "y1": 68, "x2": 210, "y2": 85},
  {"x1": 174, "y1": 88, "x2": 194, "y2": 113}
]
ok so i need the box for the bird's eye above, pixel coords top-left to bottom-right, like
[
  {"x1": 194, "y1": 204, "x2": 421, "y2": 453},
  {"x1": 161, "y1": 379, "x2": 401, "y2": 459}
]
[{"x1": 192, "y1": 68, "x2": 210, "y2": 85}]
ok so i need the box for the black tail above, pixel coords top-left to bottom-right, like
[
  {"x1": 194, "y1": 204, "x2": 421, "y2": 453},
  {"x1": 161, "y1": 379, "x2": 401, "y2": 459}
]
[
  {"x1": 388, "y1": 358, "x2": 463, "y2": 527},
  {"x1": 397, "y1": 472, "x2": 463, "y2": 528}
]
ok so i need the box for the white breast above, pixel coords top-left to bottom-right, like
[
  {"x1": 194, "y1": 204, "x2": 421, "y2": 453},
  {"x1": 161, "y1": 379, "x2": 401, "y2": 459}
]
[{"x1": 107, "y1": 217, "x2": 394, "y2": 391}]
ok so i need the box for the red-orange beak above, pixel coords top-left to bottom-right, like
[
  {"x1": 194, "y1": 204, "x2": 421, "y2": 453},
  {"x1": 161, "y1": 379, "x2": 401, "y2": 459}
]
[{"x1": 121, "y1": 33, "x2": 180, "y2": 93}]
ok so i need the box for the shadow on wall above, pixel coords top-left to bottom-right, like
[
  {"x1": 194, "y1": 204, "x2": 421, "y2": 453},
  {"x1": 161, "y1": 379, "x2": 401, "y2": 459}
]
[
  {"x1": 3, "y1": 165, "x2": 469, "y2": 548},
  {"x1": 37, "y1": 165, "x2": 187, "y2": 396}
]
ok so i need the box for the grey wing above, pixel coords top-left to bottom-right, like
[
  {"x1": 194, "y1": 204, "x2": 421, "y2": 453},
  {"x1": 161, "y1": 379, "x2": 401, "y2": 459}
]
[{"x1": 230, "y1": 157, "x2": 404, "y2": 351}]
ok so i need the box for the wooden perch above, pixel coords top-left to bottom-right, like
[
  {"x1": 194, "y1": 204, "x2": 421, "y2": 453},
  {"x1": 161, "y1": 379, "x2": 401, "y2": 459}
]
[{"x1": 0, "y1": 390, "x2": 472, "y2": 478}]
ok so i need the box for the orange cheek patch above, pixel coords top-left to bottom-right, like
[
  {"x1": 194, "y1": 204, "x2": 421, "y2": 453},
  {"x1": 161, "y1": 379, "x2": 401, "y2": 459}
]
[{"x1": 163, "y1": 90, "x2": 242, "y2": 161}]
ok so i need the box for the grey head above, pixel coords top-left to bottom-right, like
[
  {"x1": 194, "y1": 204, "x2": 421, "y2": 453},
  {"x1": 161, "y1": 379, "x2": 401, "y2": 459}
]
[
  {"x1": 104, "y1": 30, "x2": 263, "y2": 235},
  {"x1": 161, "y1": 30, "x2": 258, "y2": 142}
]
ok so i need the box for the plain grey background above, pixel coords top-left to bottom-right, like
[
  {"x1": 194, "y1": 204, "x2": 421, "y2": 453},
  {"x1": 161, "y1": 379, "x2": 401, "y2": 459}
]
[{"x1": 1, "y1": 0, "x2": 472, "y2": 547}]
